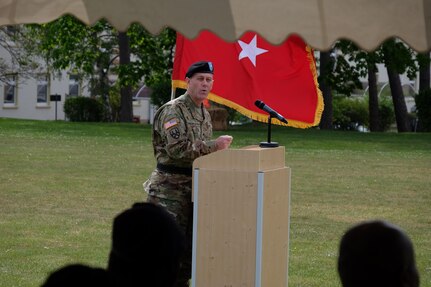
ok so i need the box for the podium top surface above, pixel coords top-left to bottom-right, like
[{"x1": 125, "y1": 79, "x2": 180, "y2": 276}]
[{"x1": 193, "y1": 145, "x2": 286, "y2": 172}]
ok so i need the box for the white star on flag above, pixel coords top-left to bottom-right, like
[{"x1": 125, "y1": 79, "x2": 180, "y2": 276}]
[{"x1": 238, "y1": 35, "x2": 268, "y2": 67}]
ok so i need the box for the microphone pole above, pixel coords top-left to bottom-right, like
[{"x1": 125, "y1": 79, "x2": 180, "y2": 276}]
[
  {"x1": 260, "y1": 115, "x2": 279, "y2": 148},
  {"x1": 254, "y1": 100, "x2": 287, "y2": 148}
]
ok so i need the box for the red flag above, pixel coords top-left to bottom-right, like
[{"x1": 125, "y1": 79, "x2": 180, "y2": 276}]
[{"x1": 172, "y1": 31, "x2": 323, "y2": 128}]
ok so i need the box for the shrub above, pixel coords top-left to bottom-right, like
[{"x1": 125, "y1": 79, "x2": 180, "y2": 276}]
[
  {"x1": 333, "y1": 96, "x2": 368, "y2": 131},
  {"x1": 415, "y1": 88, "x2": 431, "y2": 131},
  {"x1": 64, "y1": 96, "x2": 105, "y2": 122},
  {"x1": 108, "y1": 85, "x2": 121, "y2": 122},
  {"x1": 377, "y1": 94, "x2": 395, "y2": 132},
  {"x1": 333, "y1": 94, "x2": 395, "y2": 132}
]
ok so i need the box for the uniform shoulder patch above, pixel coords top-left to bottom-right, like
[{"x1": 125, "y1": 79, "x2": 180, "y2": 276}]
[
  {"x1": 169, "y1": 127, "x2": 181, "y2": 139},
  {"x1": 164, "y1": 118, "x2": 179, "y2": 130}
]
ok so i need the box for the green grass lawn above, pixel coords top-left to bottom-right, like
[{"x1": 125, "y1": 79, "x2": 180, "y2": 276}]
[{"x1": 0, "y1": 118, "x2": 430, "y2": 287}]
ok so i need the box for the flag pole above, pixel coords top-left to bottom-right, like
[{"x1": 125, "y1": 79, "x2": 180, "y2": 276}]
[{"x1": 171, "y1": 87, "x2": 175, "y2": 100}]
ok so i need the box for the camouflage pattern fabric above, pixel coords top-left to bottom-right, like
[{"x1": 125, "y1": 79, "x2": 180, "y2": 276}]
[
  {"x1": 143, "y1": 93, "x2": 217, "y2": 287},
  {"x1": 145, "y1": 173, "x2": 192, "y2": 287},
  {"x1": 151, "y1": 93, "x2": 217, "y2": 167}
]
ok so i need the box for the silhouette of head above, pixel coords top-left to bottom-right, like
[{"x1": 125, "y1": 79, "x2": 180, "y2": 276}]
[
  {"x1": 338, "y1": 220, "x2": 419, "y2": 287},
  {"x1": 41, "y1": 264, "x2": 112, "y2": 287},
  {"x1": 108, "y1": 202, "x2": 185, "y2": 287}
]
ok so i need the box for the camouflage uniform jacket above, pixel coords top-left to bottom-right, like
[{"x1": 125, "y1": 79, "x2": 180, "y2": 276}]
[
  {"x1": 152, "y1": 93, "x2": 217, "y2": 168},
  {"x1": 144, "y1": 93, "x2": 217, "y2": 200}
]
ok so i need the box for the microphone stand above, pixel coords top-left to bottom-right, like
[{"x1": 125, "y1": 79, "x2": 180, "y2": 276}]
[{"x1": 259, "y1": 115, "x2": 279, "y2": 148}]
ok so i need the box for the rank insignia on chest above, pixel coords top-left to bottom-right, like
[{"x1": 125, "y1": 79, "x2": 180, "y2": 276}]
[
  {"x1": 169, "y1": 127, "x2": 181, "y2": 139},
  {"x1": 164, "y1": 118, "x2": 179, "y2": 130}
]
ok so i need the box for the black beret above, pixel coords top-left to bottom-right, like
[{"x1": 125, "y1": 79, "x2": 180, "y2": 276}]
[{"x1": 185, "y1": 61, "x2": 214, "y2": 78}]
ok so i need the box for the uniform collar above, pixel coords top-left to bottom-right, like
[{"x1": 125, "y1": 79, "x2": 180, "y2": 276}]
[
  {"x1": 184, "y1": 93, "x2": 205, "y2": 121},
  {"x1": 184, "y1": 93, "x2": 202, "y2": 108}
]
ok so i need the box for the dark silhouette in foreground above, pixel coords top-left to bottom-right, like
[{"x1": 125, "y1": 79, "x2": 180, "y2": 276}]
[
  {"x1": 41, "y1": 264, "x2": 112, "y2": 287},
  {"x1": 338, "y1": 220, "x2": 419, "y2": 287},
  {"x1": 108, "y1": 202, "x2": 186, "y2": 287}
]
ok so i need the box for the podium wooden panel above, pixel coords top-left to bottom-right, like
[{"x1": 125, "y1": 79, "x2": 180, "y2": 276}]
[{"x1": 192, "y1": 146, "x2": 291, "y2": 287}]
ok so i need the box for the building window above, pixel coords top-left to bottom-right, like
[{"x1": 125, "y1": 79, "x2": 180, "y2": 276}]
[
  {"x1": 37, "y1": 74, "x2": 49, "y2": 103},
  {"x1": 69, "y1": 74, "x2": 79, "y2": 97},
  {"x1": 3, "y1": 74, "x2": 17, "y2": 105}
]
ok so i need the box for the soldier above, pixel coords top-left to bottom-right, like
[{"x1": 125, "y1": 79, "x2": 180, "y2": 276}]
[{"x1": 143, "y1": 61, "x2": 233, "y2": 287}]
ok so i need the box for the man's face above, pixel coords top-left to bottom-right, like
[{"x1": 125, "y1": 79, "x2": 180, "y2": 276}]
[{"x1": 186, "y1": 73, "x2": 214, "y2": 105}]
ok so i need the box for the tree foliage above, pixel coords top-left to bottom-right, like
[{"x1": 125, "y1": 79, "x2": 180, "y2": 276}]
[
  {"x1": 381, "y1": 39, "x2": 417, "y2": 132},
  {"x1": 381, "y1": 39, "x2": 417, "y2": 78},
  {"x1": 333, "y1": 40, "x2": 383, "y2": 131},
  {"x1": 327, "y1": 41, "x2": 364, "y2": 96},
  {"x1": 127, "y1": 25, "x2": 176, "y2": 87},
  {"x1": 127, "y1": 25, "x2": 176, "y2": 107},
  {"x1": 0, "y1": 25, "x2": 40, "y2": 83},
  {"x1": 329, "y1": 38, "x2": 420, "y2": 132},
  {"x1": 28, "y1": 16, "x2": 118, "y2": 98},
  {"x1": 22, "y1": 16, "x2": 176, "y2": 120},
  {"x1": 333, "y1": 94, "x2": 395, "y2": 131}
]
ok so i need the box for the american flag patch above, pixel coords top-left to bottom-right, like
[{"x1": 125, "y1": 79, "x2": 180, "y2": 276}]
[{"x1": 164, "y1": 118, "x2": 178, "y2": 129}]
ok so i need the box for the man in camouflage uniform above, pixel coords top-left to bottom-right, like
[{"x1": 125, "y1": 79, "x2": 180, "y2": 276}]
[{"x1": 143, "y1": 61, "x2": 233, "y2": 287}]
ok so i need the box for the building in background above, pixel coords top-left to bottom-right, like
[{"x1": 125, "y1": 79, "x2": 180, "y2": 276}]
[{"x1": 0, "y1": 42, "x2": 155, "y2": 123}]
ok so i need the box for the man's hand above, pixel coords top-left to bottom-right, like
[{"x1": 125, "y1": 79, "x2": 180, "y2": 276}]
[{"x1": 215, "y1": 135, "x2": 233, "y2": 150}]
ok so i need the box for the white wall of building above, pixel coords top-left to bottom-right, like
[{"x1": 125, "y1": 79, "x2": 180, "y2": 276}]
[
  {"x1": 133, "y1": 98, "x2": 156, "y2": 124},
  {"x1": 0, "y1": 70, "x2": 154, "y2": 123},
  {"x1": 0, "y1": 75, "x2": 155, "y2": 122},
  {"x1": 0, "y1": 71, "x2": 68, "y2": 120},
  {"x1": 0, "y1": 41, "x2": 155, "y2": 122}
]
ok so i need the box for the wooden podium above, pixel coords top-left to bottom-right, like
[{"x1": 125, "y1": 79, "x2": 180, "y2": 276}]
[{"x1": 191, "y1": 146, "x2": 291, "y2": 287}]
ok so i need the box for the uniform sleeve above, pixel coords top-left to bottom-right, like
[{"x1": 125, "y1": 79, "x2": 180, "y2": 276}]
[{"x1": 156, "y1": 104, "x2": 217, "y2": 163}]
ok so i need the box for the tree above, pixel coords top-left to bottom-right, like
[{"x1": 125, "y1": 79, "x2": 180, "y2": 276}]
[
  {"x1": 320, "y1": 40, "x2": 379, "y2": 131},
  {"x1": 367, "y1": 61, "x2": 380, "y2": 131},
  {"x1": 417, "y1": 51, "x2": 430, "y2": 92},
  {"x1": 381, "y1": 39, "x2": 417, "y2": 132},
  {"x1": 118, "y1": 31, "x2": 133, "y2": 122},
  {"x1": 332, "y1": 38, "x2": 418, "y2": 132},
  {"x1": 332, "y1": 40, "x2": 383, "y2": 131},
  {"x1": 0, "y1": 25, "x2": 39, "y2": 83},
  {"x1": 127, "y1": 25, "x2": 176, "y2": 107},
  {"x1": 24, "y1": 16, "x2": 176, "y2": 121},
  {"x1": 415, "y1": 51, "x2": 430, "y2": 131},
  {"x1": 318, "y1": 51, "x2": 334, "y2": 130},
  {"x1": 27, "y1": 16, "x2": 119, "y2": 120}
]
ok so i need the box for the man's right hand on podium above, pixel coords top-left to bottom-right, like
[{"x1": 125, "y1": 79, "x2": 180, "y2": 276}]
[{"x1": 215, "y1": 135, "x2": 233, "y2": 150}]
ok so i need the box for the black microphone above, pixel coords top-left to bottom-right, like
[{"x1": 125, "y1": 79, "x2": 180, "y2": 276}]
[{"x1": 254, "y1": 100, "x2": 288, "y2": 124}]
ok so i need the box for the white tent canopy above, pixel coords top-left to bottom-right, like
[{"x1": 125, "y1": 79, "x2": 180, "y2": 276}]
[{"x1": 1, "y1": 0, "x2": 430, "y2": 52}]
